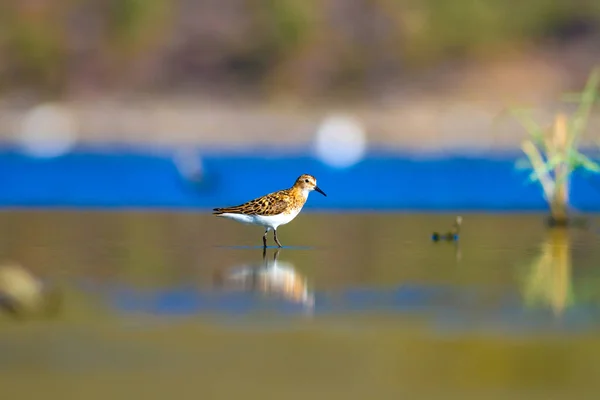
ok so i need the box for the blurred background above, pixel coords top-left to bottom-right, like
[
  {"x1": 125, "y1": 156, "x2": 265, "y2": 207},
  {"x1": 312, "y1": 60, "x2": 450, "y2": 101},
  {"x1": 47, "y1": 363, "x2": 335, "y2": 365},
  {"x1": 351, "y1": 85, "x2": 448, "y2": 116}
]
[
  {"x1": 1, "y1": 0, "x2": 600, "y2": 209},
  {"x1": 2, "y1": 2, "x2": 600, "y2": 399},
  {"x1": 1, "y1": 0, "x2": 600, "y2": 150}
]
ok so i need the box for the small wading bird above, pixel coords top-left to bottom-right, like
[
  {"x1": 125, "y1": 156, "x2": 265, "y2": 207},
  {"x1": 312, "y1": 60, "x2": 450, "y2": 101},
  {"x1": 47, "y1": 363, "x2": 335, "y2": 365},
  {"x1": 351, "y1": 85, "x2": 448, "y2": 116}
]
[{"x1": 213, "y1": 174, "x2": 327, "y2": 248}]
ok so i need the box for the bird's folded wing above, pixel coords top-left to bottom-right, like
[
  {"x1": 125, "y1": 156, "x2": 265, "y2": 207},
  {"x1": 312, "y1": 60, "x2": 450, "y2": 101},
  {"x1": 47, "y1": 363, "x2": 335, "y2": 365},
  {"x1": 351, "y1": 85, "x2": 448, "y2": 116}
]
[{"x1": 213, "y1": 191, "x2": 290, "y2": 216}]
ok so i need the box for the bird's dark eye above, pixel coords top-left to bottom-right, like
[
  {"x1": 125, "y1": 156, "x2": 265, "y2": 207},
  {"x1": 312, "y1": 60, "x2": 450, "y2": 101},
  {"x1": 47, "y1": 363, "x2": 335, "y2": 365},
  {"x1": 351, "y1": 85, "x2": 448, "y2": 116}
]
[{"x1": 304, "y1": 179, "x2": 309, "y2": 183}]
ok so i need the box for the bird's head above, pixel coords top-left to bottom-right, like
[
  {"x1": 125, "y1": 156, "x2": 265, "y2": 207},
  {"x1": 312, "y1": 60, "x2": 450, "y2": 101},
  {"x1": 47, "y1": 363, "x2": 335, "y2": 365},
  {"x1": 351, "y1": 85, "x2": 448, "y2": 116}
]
[{"x1": 294, "y1": 174, "x2": 326, "y2": 197}]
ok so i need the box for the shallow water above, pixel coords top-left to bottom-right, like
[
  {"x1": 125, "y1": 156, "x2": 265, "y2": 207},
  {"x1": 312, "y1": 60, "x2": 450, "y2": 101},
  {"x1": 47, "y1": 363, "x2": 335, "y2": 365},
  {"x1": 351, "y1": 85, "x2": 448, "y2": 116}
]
[{"x1": 1, "y1": 211, "x2": 600, "y2": 399}]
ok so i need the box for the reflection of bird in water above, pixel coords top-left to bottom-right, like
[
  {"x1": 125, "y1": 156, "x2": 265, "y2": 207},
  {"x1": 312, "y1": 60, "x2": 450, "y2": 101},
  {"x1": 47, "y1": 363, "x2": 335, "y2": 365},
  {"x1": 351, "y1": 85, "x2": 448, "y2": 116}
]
[
  {"x1": 0, "y1": 261, "x2": 62, "y2": 319},
  {"x1": 213, "y1": 248, "x2": 314, "y2": 310},
  {"x1": 432, "y1": 216, "x2": 462, "y2": 242}
]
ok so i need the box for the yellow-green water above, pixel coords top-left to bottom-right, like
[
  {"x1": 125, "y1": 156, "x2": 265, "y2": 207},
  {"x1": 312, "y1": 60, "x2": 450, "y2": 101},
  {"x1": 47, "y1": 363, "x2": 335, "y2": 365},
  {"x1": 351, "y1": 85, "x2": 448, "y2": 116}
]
[{"x1": 1, "y1": 211, "x2": 600, "y2": 399}]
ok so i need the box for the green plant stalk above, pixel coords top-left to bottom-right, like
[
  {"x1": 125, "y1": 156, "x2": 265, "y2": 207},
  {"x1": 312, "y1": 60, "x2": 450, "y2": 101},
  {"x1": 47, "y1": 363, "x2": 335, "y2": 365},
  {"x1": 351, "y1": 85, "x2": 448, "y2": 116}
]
[
  {"x1": 568, "y1": 67, "x2": 600, "y2": 149},
  {"x1": 513, "y1": 67, "x2": 600, "y2": 223},
  {"x1": 521, "y1": 140, "x2": 554, "y2": 200},
  {"x1": 548, "y1": 114, "x2": 569, "y2": 223}
]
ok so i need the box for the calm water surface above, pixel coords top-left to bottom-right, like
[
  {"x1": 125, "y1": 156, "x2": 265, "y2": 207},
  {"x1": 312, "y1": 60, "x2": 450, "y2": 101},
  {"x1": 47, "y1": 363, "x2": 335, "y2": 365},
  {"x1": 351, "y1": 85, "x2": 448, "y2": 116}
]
[{"x1": 1, "y1": 211, "x2": 600, "y2": 399}]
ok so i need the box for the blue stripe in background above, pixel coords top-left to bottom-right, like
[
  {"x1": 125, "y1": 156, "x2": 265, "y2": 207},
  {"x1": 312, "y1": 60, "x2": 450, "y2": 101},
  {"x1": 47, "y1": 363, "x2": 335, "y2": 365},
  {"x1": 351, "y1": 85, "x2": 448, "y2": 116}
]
[{"x1": 1, "y1": 147, "x2": 599, "y2": 211}]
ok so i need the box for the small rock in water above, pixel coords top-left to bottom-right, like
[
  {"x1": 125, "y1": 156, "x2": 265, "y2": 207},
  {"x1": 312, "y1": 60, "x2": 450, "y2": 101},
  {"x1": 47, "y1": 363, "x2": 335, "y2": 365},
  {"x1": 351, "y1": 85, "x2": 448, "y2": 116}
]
[{"x1": 0, "y1": 262, "x2": 62, "y2": 319}]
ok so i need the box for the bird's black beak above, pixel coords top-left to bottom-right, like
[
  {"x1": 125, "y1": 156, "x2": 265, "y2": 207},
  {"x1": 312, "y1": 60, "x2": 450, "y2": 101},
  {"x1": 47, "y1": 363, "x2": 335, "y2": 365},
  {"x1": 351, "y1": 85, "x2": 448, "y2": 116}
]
[{"x1": 314, "y1": 186, "x2": 327, "y2": 197}]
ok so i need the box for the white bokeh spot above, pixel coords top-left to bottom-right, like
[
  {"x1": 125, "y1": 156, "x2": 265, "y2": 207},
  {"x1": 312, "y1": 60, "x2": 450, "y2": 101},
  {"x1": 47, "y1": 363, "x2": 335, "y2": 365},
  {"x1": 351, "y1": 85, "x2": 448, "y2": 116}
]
[
  {"x1": 18, "y1": 103, "x2": 78, "y2": 158},
  {"x1": 173, "y1": 146, "x2": 204, "y2": 181},
  {"x1": 314, "y1": 114, "x2": 367, "y2": 168}
]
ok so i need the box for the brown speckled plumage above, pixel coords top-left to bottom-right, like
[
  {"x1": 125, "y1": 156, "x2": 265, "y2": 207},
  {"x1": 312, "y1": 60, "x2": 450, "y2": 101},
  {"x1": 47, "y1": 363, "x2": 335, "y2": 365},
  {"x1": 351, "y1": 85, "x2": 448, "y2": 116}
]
[{"x1": 212, "y1": 188, "x2": 304, "y2": 216}]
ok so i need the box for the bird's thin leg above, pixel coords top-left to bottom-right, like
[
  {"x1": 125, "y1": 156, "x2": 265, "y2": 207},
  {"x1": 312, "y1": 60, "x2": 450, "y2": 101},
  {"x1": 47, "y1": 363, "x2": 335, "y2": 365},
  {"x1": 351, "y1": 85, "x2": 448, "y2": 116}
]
[
  {"x1": 273, "y1": 229, "x2": 283, "y2": 248},
  {"x1": 273, "y1": 247, "x2": 281, "y2": 262},
  {"x1": 263, "y1": 229, "x2": 269, "y2": 248}
]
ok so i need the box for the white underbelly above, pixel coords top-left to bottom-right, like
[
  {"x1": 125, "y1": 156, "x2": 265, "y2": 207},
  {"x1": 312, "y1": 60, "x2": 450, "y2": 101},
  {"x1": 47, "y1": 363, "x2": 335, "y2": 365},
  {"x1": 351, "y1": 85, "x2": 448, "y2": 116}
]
[{"x1": 219, "y1": 209, "x2": 301, "y2": 229}]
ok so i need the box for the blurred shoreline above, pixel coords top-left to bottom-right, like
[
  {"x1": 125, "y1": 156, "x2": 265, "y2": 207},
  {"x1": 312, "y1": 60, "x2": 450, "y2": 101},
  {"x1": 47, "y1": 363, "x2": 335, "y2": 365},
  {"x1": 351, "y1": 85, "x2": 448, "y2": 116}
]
[
  {"x1": 1, "y1": 45, "x2": 599, "y2": 152},
  {"x1": 1, "y1": 98, "x2": 598, "y2": 153}
]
